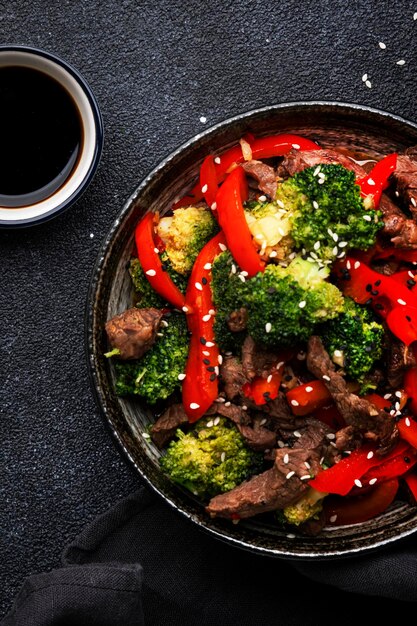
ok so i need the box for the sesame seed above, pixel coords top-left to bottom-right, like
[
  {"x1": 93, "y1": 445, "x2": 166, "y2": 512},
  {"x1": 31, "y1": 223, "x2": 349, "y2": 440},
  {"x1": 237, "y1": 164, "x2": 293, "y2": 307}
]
[
  {"x1": 397, "y1": 59, "x2": 406, "y2": 65},
  {"x1": 224, "y1": 401, "x2": 231, "y2": 407},
  {"x1": 213, "y1": 417, "x2": 220, "y2": 426},
  {"x1": 332, "y1": 246, "x2": 338, "y2": 256},
  {"x1": 190, "y1": 403, "x2": 200, "y2": 410},
  {"x1": 265, "y1": 322, "x2": 272, "y2": 333},
  {"x1": 363, "y1": 215, "x2": 372, "y2": 221},
  {"x1": 211, "y1": 202, "x2": 217, "y2": 211},
  {"x1": 218, "y1": 243, "x2": 227, "y2": 252},
  {"x1": 241, "y1": 404, "x2": 248, "y2": 410},
  {"x1": 414, "y1": 11, "x2": 417, "y2": 20},
  {"x1": 202, "y1": 350, "x2": 210, "y2": 356},
  {"x1": 369, "y1": 478, "x2": 378, "y2": 485},
  {"x1": 354, "y1": 479, "x2": 362, "y2": 488},
  {"x1": 216, "y1": 397, "x2": 225, "y2": 403},
  {"x1": 146, "y1": 269, "x2": 156, "y2": 276},
  {"x1": 161, "y1": 320, "x2": 169, "y2": 327},
  {"x1": 142, "y1": 432, "x2": 150, "y2": 439},
  {"x1": 406, "y1": 417, "x2": 411, "y2": 427},
  {"x1": 305, "y1": 386, "x2": 313, "y2": 393},
  {"x1": 284, "y1": 453, "x2": 289, "y2": 463},
  {"x1": 320, "y1": 456, "x2": 325, "y2": 465},
  {"x1": 267, "y1": 374, "x2": 272, "y2": 383},
  {"x1": 300, "y1": 474, "x2": 311, "y2": 480},
  {"x1": 286, "y1": 533, "x2": 296, "y2": 539},
  {"x1": 304, "y1": 461, "x2": 311, "y2": 469},
  {"x1": 362, "y1": 73, "x2": 368, "y2": 82},
  {"x1": 202, "y1": 314, "x2": 211, "y2": 322},
  {"x1": 292, "y1": 143, "x2": 300, "y2": 149},
  {"x1": 206, "y1": 419, "x2": 214, "y2": 427},
  {"x1": 214, "y1": 366, "x2": 219, "y2": 375},
  {"x1": 276, "y1": 361, "x2": 284, "y2": 369},
  {"x1": 238, "y1": 274, "x2": 246, "y2": 282},
  {"x1": 326, "y1": 433, "x2": 336, "y2": 440},
  {"x1": 312, "y1": 200, "x2": 319, "y2": 209},
  {"x1": 354, "y1": 261, "x2": 361, "y2": 269},
  {"x1": 278, "y1": 440, "x2": 285, "y2": 448},
  {"x1": 318, "y1": 172, "x2": 326, "y2": 179},
  {"x1": 332, "y1": 232, "x2": 339, "y2": 242},
  {"x1": 241, "y1": 271, "x2": 249, "y2": 277},
  {"x1": 384, "y1": 393, "x2": 392, "y2": 400},
  {"x1": 347, "y1": 260, "x2": 351, "y2": 269},
  {"x1": 395, "y1": 391, "x2": 402, "y2": 398},
  {"x1": 379, "y1": 41, "x2": 386, "y2": 49},
  {"x1": 178, "y1": 373, "x2": 186, "y2": 380},
  {"x1": 221, "y1": 452, "x2": 226, "y2": 462},
  {"x1": 323, "y1": 375, "x2": 331, "y2": 381},
  {"x1": 365, "y1": 80, "x2": 372, "y2": 88},
  {"x1": 277, "y1": 199, "x2": 285, "y2": 208},
  {"x1": 201, "y1": 184, "x2": 208, "y2": 193},
  {"x1": 298, "y1": 300, "x2": 306, "y2": 309},
  {"x1": 286, "y1": 471, "x2": 295, "y2": 479},
  {"x1": 339, "y1": 241, "x2": 348, "y2": 247},
  {"x1": 206, "y1": 341, "x2": 215, "y2": 347},
  {"x1": 200, "y1": 116, "x2": 207, "y2": 123},
  {"x1": 204, "y1": 262, "x2": 212, "y2": 270},
  {"x1": 258, "y1": 194, "x2": 267, "y2": 202},
  {"x1": 313, "y1": 241, "x2": 321, "y2": 250},
  {"x1": 395, "y1": 402, "x2": 400, "y2": 411},
  {"x1": 182, "y1": 306, "x2": 189, "y2": 313},
  {"x1": 397, "y1": 298, "x2": 407, "y2": 305},
  {"x1": 412, "y1": 198, "x2": 417, "y2": 207},
  {"x1": 291, "y1": 399, "x2": 299, "y2": 407},
  {"x1": 154, "y1": 247, "x2": 160, "y2": 254},
  {"x1": 333, "y1": 349, "x2": 343, "y2": 357},
  {"x1": 214, "y1": 156, "x2": 221, "y2": 164},
  {"x1": 269, "y1": 250, "x2": 278, "y2": 258},
  {"x1": 318, "y1": 178, "x2": 325, "y2": 184},
  {"x1": 329, "y1": 514, "x2": 338, "y2": 523},
  {"x1": 218, "y1": 355, "x2": 223, "y2": 365},
  {"x1": 293, "y1": 430, "x2": 302, "y2": 437},
  {"x1": 313, "y1": 166, "x2": 321, "y2": 176},
  {"x1": 367, "y1": 177, "x2": 376, "y2": 186}
]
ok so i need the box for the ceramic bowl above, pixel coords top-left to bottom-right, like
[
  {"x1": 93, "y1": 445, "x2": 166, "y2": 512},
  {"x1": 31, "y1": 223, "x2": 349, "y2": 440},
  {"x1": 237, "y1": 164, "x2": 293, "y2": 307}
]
[{"x1": 87, "y1": 101, "x2": 417, "y2": 558}]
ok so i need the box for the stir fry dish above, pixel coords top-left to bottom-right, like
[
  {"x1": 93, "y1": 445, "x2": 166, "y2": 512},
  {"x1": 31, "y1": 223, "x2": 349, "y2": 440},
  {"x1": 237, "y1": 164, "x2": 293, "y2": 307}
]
[{"x1": 104, "y1": 133, "x2": 417, "y2": 535}]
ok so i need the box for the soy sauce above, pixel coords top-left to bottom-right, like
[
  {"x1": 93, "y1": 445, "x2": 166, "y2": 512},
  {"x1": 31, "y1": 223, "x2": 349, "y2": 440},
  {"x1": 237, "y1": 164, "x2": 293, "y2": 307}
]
[{"x1": 0, "y1": 66, "x2": 82, "y2": 207}]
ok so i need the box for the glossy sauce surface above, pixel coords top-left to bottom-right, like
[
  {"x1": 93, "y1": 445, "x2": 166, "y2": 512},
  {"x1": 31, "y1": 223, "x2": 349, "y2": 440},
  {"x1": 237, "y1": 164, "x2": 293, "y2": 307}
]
[{"x1": 0, "y1": 66, "x2": 82, "y2": 207}]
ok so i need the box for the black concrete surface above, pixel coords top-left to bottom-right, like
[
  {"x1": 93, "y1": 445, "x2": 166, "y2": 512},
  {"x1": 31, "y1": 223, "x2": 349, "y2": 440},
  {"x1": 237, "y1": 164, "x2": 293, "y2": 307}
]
[{"x1": 1, "y1": 0, "x2": 417, "y2": 620}]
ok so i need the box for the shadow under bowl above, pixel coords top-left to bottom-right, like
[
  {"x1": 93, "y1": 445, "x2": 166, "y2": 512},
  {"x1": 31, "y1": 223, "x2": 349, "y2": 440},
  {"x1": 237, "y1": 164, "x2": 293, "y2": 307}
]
[{"x1": 86, "y1": 101, "x2": 417, "y2": 559}]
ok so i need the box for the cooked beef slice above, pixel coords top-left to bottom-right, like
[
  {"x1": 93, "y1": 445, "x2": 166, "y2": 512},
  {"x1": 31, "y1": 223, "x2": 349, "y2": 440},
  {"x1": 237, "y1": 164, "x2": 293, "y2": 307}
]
[
  {"x1": 219, "y1": 356, "x2": 248, "y2": 400},
  {"x1": 277, "y1": 148, "x2": 366, "y2": 179},
  {"x1": 386, "y1": 336, "x2": 417, "y2": 388},
  {"x1": 392, "y1": 154, "x2": 417, "y2": 217},
  {"x1": 379, "y1": 194, "x2": 417, "y2": 248},
  {"x1": 306, "y1": 336, "x2": 398, "y2": 454},
  {"x1": 237, "y1": 419, "x2": 277, "y2": 451},
  {"x1": 241, "y1": 336, "x2": 282, "y2": 380},
  {"x1": 206, "y1": 447, "x2": 319, "y2": 519},
  {"x1": 105, "y1": 307, "x2": 163, "y2": 360},
  {"x1": 206, "y1": 401, "x2": 251, "y2": 426},
  {"x1": 150, "y1": 403, "x2": 189, "y2": 448},
  {"x1": 242, "y1": 160, "x2": 277, "y2": 198}
]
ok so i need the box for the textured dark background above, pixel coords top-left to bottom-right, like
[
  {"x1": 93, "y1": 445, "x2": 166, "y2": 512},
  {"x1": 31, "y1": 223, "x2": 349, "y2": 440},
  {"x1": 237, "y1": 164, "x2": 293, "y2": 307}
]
[{"x1": 1, "y1": 0, "x2": 417, "y2": 621}]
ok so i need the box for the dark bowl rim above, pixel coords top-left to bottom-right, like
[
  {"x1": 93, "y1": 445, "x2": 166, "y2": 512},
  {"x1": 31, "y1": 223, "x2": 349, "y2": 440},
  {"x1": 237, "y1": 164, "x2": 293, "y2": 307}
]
[
  {"x1": 0, "y1": 44, "x2": 104, "y2": 228},
  {"x1": 85, "y1": 100, "x2": 417, "y2": 559}
]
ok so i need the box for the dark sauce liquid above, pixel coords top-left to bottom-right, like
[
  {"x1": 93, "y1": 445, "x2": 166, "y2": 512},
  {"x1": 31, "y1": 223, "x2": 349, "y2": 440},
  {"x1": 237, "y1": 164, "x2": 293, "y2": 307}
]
[{"x1": 0, "y1": 66, "x2": 83, "y2": 208}]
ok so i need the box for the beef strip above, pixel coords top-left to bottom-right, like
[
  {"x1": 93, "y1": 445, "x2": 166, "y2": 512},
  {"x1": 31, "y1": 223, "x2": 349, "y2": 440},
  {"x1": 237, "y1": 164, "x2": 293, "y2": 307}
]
[
  {"x1": 392, "y1": 153, "x2": 417, "y2": 218},
  {"x1": 334, "y1": 425, "x2": 363, "y2": 453},
  {"x1": 241, "y1": 335, "x2": 282, "y2": 380},
  {"x1": 105, "y1": 307, "x2": 163, "y2": 360},
  {"x1": 227, "y1": 307, "x2": 248, "y2": 332},
  {"x1": 379, "y1": 194, "x2": 417, "y2": 248},
  {"x1": 219, "y1": 356, "x2": 248, "y2": 400},
  {"x1": 150, "y1": 404, "x2": 188, "y2": 448},
  {"x1": 277, "y1": 148, "x2": 366, "y2": 179},
  {"x1": 206, "y1": 447, "x2": 320, "y2": 519},
  {"x1": 262, "y1": 392, "x2": 304, "y2": 433},
  {"x1": 306, "y1": 336, "x2": 398, "y2": 454},
  {"x1": 237, "y1": 422, "x2": 277, "y2": 451},
  {"x1": 205, "y1": 401, "x2": 251, "y2": 426},
  {"x1": 386, "y1": 336, "x2": 417, "y2": 388},
  {"x1": 241, "y1": 160, "x2": 277, "y2": 198}
]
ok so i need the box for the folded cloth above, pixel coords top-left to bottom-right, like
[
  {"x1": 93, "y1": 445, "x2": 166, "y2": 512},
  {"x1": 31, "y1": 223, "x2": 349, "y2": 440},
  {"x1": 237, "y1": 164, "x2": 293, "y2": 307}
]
[{"x1": 2, "y1": 486, "x2": 416, "y2": 625}]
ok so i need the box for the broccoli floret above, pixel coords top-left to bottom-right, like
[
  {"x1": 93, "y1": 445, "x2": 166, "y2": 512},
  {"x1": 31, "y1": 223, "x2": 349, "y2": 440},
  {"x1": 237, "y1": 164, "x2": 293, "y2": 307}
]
[
  {"x1": 129, "y1": 254, "x2": 187, "y2": 309},
  {"x1": 211, "y1": 251, "x2": 247, "y2": 353},
  {"x1": 283, "y1": 488, "x2": 327, "y2": 527},
  {"x1": 275, "y1": 164, "x2": 382, "y2": 260},
  {"x1": 160, "y1": 416, "x2": 263, "y2": 499},
  {"x1": 157, "y1": 207, "x2": 219, "y2": 275},
  {"x1": 319, "y1": 297, "x2": 384, "y2": 381},
  {"x1": 243, "y1": 258, "x2": 344, "y2": 348},
  {"x1": 244, "y1": 200, "x2": 293, "y2": 259},
  {"x1": 114, "y1": 313, "x2": 189, "y2": 403}
]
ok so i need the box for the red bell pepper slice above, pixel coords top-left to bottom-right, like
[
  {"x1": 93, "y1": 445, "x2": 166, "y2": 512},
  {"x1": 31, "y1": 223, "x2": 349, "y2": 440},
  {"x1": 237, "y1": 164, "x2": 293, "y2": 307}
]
[
  {"x1": 389, "y1": 270, "x2": 417, "y2": 290},
  {"x1": 360, "y1": 445, "x2": 417, "y2": 483},
  {"x1": 403, "y1": 470, "x2": 417, "y2": 502},
  {"x1": 398, "y1": 415, "x2": 417, "y2": 448},
  {"x1": 312, "y1": 403, "x2": 345, "y2": 430},
  {"x1": 356, "y1": 153, "x2": 398, "y2": 208},
  {"x1": 373, "y1": 247, "x2": 417, "y2": 264},
  {"x1": 324, "y1": 478, "x2": 399, "y2": 526},
  {"x1": 242, "y1": 368, "x2": 284, "y2": 405},
  {"x1": 386, "y1": 305, "x2": 417, "y2": 346},
  {"x1": 182, "y1": 232, "x2": 226, "y2": 422},
  {"x1": 309, "y1": 440, "x2": 408, "y2": 496},
  {"x1": 215, "y1": 166, "x2": 265, "y2": 277},
  {"x1": 286, "y1": 380, "x2": 331, "y2": 416},
  {"x1": 404, "y1": 367, "x2": 417, "y2": 417},
  {"x1": 199, "y1": 155, "x2": 218, "y2": 210},
  {"x1": 135, "y1": 213, "x2": 186, "y2": 310}
]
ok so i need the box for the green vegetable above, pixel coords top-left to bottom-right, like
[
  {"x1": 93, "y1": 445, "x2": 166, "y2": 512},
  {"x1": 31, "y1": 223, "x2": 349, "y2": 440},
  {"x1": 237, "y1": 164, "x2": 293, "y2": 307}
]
[
  {"x1": 282, "y1": 488, "x2": 326, "y2": 526},
  {"x1": 319, "y1": 297, "x2": 384, "y2": 381},
  {"x1": 156, "y1": 206, "x2": 219, "y2": 275},
  {"x1": 114, "y1": 313, "x2": 189, "y2": 403},
  {"x1": 160, "y1": 416, "x2": 263, "y2": 499},
  {"x1": 211, "y1": 251, "x2": 247, "y2": 353},
  {"x1": 275, "y1": 163, "x2": 382, "y2": 260},
  {"x1": 129, "y1": 254, "x2": 187, "y2": 308},
  {"x1": 243, "y1": 258, "x2": 344, "y2": 348}
]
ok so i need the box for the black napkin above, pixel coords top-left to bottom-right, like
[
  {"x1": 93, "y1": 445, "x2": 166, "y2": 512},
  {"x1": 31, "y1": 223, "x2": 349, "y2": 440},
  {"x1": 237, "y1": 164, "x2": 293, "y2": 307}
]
[{"x1": 2, "y1": 487, "x2": 416, "y2": 626}]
